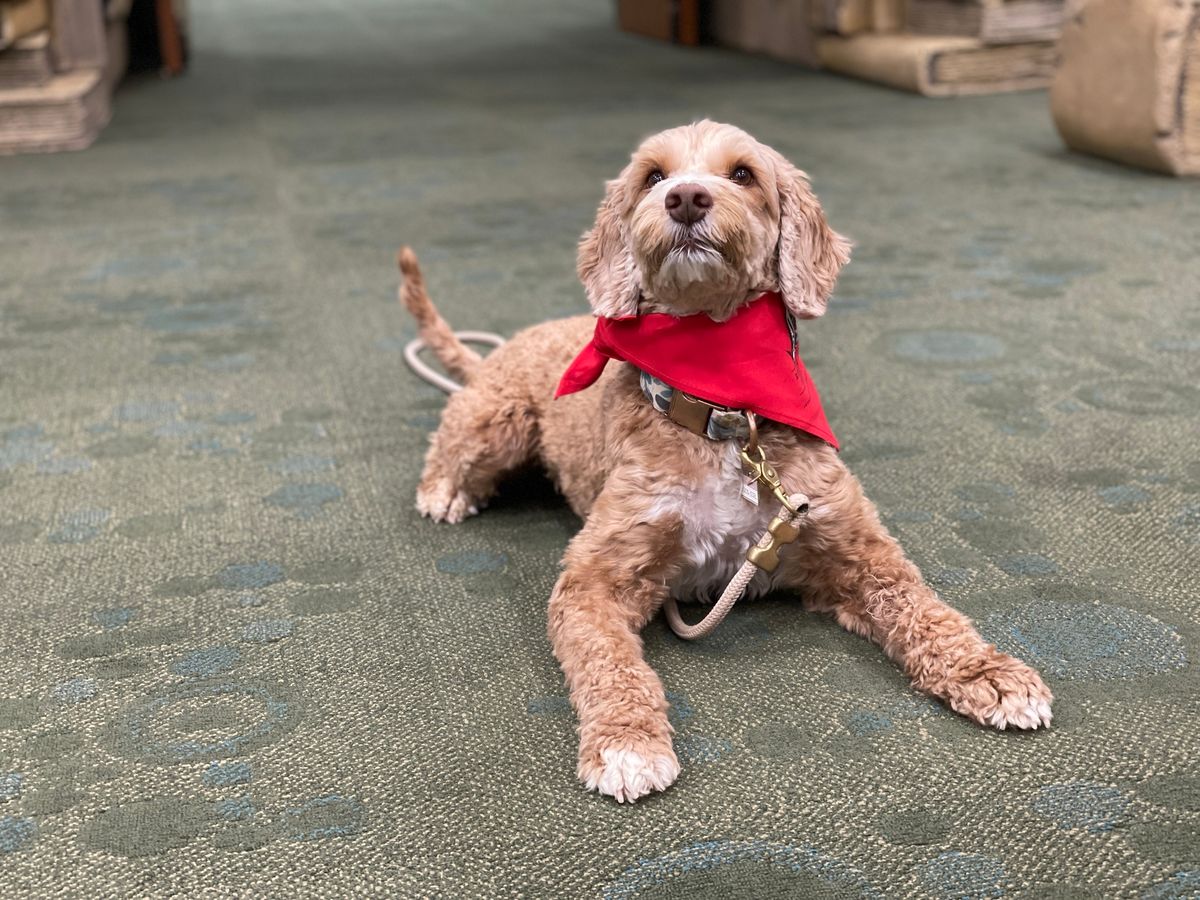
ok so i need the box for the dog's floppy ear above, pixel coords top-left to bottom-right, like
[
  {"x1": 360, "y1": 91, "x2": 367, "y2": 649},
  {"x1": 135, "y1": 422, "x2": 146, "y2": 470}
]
[
  {"x1": 577, "y1": 176, "x2": 640, "y2": 318},
  {"x1": 771, "y1": 152, "x2": 852, "y2": 319}
]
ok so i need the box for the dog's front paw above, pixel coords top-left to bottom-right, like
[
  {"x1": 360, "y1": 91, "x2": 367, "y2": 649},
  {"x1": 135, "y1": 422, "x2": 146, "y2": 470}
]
[
  {"x1": 939, "y1": 649, "x2": 1053, "y2": 731},
  {"x1": 578, "y1": 742, "x2": 680, "y2": 804},
  {"x1": 416, "y1": 479, "x2": 480, "y2": 524}
]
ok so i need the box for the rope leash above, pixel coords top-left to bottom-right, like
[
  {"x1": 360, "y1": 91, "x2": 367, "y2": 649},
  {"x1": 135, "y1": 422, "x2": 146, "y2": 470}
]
[
  {"x1": 404, "y1": 336, "x2": 809, "y2": 642},
  {"x1": 661, "y1": 413, "x2": 811, "y2": 640},
  {"x1": 404, "y1": 333, "x2": 506, "y2": 393},
  {"x1": 661, "y1": 491, "x2": 810, "y2": 640}
]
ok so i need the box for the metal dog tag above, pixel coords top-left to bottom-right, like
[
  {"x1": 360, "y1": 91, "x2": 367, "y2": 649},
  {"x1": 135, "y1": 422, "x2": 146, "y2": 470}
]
[{"x1": 740, "y1": 477, "x2": 759, "y2": 505}]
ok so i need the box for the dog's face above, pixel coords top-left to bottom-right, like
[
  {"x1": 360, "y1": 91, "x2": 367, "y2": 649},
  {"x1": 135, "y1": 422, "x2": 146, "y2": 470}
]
[{"x1": 578, "y1": 120, "x2": 851, "y2": 321}]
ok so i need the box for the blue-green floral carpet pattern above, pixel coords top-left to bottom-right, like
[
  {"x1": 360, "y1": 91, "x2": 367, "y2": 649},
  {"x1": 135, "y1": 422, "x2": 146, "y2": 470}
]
[{"x1": 1, "y1": 1, "x2": 1198, "y2": 896}]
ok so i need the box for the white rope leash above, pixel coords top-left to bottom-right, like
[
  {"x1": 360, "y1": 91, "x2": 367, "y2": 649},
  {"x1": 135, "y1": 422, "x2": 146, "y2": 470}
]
[
  {"x1": 661, "y1": 492, "x2": 810, "y2": 640},
  {"x1": 404, "y1": 332, "x2": 506, "y2": 393}
]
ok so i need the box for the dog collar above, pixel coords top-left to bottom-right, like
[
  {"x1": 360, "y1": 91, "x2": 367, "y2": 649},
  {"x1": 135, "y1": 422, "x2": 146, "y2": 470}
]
[
  {"x1": 638, "y1": 370, "x2": 754, "y2": 441},
  {"x1": 556, "y1": 291, "x2": 838, "y2": 449}
]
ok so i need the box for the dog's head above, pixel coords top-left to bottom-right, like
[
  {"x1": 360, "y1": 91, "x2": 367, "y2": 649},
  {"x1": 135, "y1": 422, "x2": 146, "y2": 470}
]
[{"x1": 578, "y1": 120, "x2": 851, "y2": 321}]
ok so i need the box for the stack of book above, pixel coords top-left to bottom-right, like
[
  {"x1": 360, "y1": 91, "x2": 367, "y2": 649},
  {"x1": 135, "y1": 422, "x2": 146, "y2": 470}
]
[
  {"x1": 0, "y1": 0, "x2": 129, "y2": 154},
  {"x1": 708, "y1": 0, "x2": 822, "y2": 68},
  {"x1": 815, "y1": 0, "x2": 1063, "y2": 96}
]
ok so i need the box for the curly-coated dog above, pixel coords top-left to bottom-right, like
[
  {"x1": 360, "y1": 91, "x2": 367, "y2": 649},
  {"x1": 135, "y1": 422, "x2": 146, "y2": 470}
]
[{"x1": 400, "y1": 120, "x2": 1053, "y2": 804}]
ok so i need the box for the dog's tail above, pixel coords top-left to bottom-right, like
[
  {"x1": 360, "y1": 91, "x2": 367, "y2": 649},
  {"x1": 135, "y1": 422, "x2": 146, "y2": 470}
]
[{"x1": 397, "y1": 246, "x2": 484, "y2": 384}]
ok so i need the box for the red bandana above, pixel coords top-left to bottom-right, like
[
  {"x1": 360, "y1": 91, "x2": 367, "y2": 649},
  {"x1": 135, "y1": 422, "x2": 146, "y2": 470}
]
[{"x1": 555, "y1": 291, "x2": 838, "y2": 449}]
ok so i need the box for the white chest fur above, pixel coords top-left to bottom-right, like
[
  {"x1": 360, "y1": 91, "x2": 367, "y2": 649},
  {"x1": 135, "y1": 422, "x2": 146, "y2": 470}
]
[{"x1": 647, "y1": 442, "x2": 781, "y2": 601}]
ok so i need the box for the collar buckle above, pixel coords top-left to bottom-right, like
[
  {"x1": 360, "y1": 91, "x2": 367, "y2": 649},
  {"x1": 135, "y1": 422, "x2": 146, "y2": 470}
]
[
  {"x1": 666, "y1": 391, "x2": 717, "y2": 436},
  {"x1": 641, "y1": 370, "x2": 754, "y2": 442}
]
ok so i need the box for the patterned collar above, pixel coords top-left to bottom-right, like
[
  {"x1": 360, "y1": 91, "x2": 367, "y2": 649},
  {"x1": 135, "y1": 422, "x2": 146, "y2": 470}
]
[{"x1": 638, "y1": 370, "x2": 754, "y2": 441}]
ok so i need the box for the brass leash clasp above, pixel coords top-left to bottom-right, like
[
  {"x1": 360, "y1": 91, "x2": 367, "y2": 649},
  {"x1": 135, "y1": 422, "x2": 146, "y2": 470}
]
[
  {"x1": 739, "y1": 413, "x2": 802, "y2": 515},
  {"x1": 738, "y1": 412, "x2": 811, "y2": 573},
  {"x1": 746, "y1": 513, "x2": 804, "y2": 573}
]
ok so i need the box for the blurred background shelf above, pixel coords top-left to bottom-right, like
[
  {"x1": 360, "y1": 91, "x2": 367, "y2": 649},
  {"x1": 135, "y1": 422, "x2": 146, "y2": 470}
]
[
  {"x1": 617, "y1": 0, "x2": 1064, "y2": 96},
  {"x1": 0, "y1": 0, "x2": 187, "y2": 154}
]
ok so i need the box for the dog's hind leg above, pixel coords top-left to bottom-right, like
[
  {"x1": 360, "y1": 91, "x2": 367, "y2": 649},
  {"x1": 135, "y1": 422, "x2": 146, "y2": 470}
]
[
  {"x1": 547, "y1": 478, "x2": 687, "y2": 802},
  {"x1": 416, "y1": 378, "x2": 539, "y2": 524},
  {"x1": 778, "y1": 462, "x2": 1053, "y2": 731}
]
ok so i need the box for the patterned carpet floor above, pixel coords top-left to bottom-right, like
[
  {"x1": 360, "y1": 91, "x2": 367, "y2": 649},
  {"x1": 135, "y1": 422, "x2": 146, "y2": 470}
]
[{"x1": 1, "y1": 1, "x2": 1198, "y2": 896}]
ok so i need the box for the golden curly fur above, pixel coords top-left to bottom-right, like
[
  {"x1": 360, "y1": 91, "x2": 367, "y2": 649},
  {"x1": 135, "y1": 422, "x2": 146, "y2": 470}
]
[{"x1": 402, "y1": 121, "x2": 1053, "y2": 804}]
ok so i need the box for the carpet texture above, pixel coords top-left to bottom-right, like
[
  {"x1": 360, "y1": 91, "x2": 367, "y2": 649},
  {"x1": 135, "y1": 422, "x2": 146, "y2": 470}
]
[{"x1": 1, "y1": 1, "x2": 1199, "y2": 897}]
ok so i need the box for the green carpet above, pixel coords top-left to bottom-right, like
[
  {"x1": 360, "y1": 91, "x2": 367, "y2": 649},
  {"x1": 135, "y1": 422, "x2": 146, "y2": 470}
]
[{"x1": 2, "y1": 1, "x2": 1199, "y2": 896}]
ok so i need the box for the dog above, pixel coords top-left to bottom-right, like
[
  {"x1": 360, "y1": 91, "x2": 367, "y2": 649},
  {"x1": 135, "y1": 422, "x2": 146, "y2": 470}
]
[{"x1": 400, "y1": 120, "x2": 1053, "y2": 803}]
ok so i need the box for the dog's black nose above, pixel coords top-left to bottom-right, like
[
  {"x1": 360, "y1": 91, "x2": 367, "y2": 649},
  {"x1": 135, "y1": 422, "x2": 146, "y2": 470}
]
[{"x1": 665, "y1": 183, "x2": 712, "y2": 225}]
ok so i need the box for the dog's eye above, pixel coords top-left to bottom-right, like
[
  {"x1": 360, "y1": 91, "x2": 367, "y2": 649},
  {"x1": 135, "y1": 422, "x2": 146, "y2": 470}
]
[
  {"x1": 730, "y1": 166, "x2": 754, "y2": 186},
  {"x1": 645, "y1": 170, "x2": 665, "y2": 189}
]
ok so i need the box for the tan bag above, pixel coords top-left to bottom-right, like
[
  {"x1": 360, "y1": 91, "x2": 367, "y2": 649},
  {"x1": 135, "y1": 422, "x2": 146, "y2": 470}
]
[{"x1": 1051, "y1": 0, "x2": 1200, "y2": 175}]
